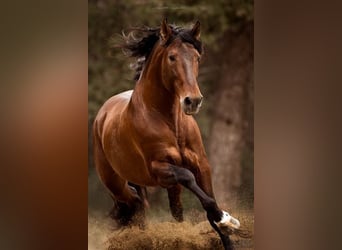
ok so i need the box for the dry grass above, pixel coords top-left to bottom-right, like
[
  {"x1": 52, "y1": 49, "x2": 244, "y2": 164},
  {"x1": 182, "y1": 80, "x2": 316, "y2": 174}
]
[{"x1": 88, "y1": 209, "x2": 253, "y2": 250}]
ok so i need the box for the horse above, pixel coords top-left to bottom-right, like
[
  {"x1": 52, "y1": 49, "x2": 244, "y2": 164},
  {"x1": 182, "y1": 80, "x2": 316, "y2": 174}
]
[{"x1": 92, "y1": 19, "x2": 240, "y2": 250}]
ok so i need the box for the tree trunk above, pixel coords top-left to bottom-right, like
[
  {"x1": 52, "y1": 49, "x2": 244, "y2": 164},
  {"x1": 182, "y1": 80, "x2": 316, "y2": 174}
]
[{"x1": 208, "y1": 23, "x2": 253, "y2": 208}]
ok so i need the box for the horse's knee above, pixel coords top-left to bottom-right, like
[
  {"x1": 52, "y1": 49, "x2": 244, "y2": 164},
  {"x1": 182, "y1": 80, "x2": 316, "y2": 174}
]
[
  {"x1": 151, "y1": 161, "x2": 178, "y2": 187},
  {"x1": 151, "y1": 162, "x2": 196, "y2": 188},
  {"x1": 171, "y1": 166, "x2": 196, "y2": 187}
]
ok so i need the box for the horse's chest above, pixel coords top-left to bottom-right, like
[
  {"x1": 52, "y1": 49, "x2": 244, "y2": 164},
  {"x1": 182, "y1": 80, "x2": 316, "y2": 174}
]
[
  {"x1": 180, "y1": 147, "x2": 200, "y2": 168},
  {"x1": 175, "y1": 135, "x2": 199, "y2": 167},
  {"x1": 158, "y1": 144, "x2": 200, "y2": 170},
  {"x1": 157, "y1": 135, "x2": 200, "y2": 168}
]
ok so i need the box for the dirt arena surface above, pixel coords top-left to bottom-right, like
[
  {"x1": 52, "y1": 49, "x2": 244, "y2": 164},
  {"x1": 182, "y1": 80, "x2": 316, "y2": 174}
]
[{"x1": 88, "y1": 210, "x2": 253, "y2": 250}]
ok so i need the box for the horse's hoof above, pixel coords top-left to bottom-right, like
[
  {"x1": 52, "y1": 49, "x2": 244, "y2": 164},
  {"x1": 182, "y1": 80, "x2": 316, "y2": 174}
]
[{"x1": 215, "y1": 211, "x2": 240, "y2": 229}]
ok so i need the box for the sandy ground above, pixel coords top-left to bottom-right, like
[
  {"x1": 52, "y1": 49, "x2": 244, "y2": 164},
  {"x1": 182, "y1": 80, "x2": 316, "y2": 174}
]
[{"x1": 88, "y1": 210, "x2": 253, "y2": 250}]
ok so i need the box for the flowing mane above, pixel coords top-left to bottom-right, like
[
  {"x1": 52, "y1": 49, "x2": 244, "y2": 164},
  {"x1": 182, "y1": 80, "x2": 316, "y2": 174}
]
[{"x1": 117, "y1": 24, "x2": 203, "y2": 80}]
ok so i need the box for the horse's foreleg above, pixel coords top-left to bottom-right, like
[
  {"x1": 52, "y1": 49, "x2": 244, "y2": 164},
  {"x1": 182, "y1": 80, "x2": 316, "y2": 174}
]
[
  {"x1": 167, "y1": 185, "x2": 183, "y2": 222},
  {"x1": 151, "y1": 162, "x2": 235, "y2": 250}
]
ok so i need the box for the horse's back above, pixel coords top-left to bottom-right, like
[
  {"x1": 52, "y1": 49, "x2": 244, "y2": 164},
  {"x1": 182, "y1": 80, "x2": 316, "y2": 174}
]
[{"x1": 97, "y1": 89, "x2": 132, "y2": 118}]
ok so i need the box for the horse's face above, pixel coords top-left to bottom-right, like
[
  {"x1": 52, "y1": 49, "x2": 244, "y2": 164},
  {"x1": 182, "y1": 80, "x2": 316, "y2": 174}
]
[{"x1": 160, "y1": 20, "x2": 203, "y2": 115}]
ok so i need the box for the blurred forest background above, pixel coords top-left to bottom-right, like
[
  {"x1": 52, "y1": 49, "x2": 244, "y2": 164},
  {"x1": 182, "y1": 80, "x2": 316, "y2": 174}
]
[{"x1": 88, "y1": 0, "x2": 253, "y2": 217}]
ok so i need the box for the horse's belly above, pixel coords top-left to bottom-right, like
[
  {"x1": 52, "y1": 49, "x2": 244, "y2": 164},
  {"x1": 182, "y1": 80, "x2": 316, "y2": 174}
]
[{"x1": 100, "y1": 97, "x2": 157, "y2": 186}]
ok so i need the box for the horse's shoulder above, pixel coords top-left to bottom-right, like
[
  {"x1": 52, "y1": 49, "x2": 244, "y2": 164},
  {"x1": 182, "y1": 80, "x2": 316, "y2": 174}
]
[{"x1": 181, "y1": 115, "x2": 207, "y2": 159}]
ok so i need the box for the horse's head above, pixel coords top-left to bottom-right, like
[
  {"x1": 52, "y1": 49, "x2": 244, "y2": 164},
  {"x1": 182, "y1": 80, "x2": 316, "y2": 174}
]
[{"x1": 158, "y1": 19, "x2": 203, "y2": 115}]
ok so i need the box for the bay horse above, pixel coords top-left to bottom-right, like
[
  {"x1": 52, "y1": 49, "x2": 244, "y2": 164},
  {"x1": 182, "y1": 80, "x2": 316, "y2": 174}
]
[{"x1": 93, "y1": 19, "x2": 240, "y2": 249}]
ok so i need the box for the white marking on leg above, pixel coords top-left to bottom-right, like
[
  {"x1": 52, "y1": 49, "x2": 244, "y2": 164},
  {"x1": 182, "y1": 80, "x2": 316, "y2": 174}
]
[{"x1": 215, "y1": 210, "x2": 240, "y2": 229}]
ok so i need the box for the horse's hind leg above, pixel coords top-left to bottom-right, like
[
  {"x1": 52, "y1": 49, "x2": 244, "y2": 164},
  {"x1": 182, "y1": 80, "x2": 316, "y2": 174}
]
[
  {"x1": 167, "y1": 185, "x2": 183, "y2": 222},
  {"x1": 129, "y1": 182, "x2": 149, "y2": 208},
  {"x1": 93, "y1": 134, "x2": 144, "y2": 227},
  {"x1": 108, "y1": 182, "x2": 146, "y2": 227},
  {"x1": 96, "y1": 161, "x2": 145, "y2": 227}
]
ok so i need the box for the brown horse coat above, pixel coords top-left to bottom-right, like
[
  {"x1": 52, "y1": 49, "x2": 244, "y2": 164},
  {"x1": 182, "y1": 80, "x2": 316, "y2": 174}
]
[{"x1": 93, "y1": 19, "x2": 239, "y2": 250}]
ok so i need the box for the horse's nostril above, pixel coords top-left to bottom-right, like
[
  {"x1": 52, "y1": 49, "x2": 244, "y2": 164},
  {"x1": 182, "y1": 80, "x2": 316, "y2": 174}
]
[{"x1": 184, "y1": 97, "x2": 192, "y2": 105}]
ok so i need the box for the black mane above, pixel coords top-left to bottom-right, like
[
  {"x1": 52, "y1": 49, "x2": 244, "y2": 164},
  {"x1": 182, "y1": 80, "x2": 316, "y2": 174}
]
[{"x1": 117, "y1": 23, "x2": 203, "y2": 81}]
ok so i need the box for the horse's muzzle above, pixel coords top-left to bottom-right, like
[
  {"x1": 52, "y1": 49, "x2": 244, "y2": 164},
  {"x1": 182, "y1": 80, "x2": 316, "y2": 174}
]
[{"x1": 182, "y1": 96, "x2": 203, "y2": 115}]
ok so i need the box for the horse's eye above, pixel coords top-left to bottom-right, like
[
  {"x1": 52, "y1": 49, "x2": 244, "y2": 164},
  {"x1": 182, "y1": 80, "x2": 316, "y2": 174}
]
[{"x1": 169, "y1": 55, "x2": 176, "y2": 62}]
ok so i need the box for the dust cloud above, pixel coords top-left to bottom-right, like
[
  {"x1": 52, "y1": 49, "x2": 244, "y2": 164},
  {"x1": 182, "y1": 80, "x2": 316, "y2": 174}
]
[{"x1": 88, "y1": 213, "x2": 114, "y2": 250}]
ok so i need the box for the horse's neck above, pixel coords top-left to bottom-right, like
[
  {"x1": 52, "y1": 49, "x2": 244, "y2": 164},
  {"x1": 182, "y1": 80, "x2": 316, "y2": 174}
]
[
  {"x1": 130, "y1": 47, "x2": 185, "y2": 136},
  {"x1": 131, "y1": 69, "x2": 183, "y2": 134}
]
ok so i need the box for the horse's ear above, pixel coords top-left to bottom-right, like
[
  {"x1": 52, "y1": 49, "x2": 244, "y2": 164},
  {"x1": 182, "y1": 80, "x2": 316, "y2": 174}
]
[
  {"x1": 160, "y1": 18, "x2": 172, "y2": 43},
  {"x1": 191, "y1": 20, "x2": 201, "y2": 40}
]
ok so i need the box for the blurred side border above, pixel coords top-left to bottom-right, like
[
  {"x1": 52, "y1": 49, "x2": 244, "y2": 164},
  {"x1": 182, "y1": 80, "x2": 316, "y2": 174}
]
[{"x1": 0, "y1": 0, "x2": 342, "y2": 250}]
